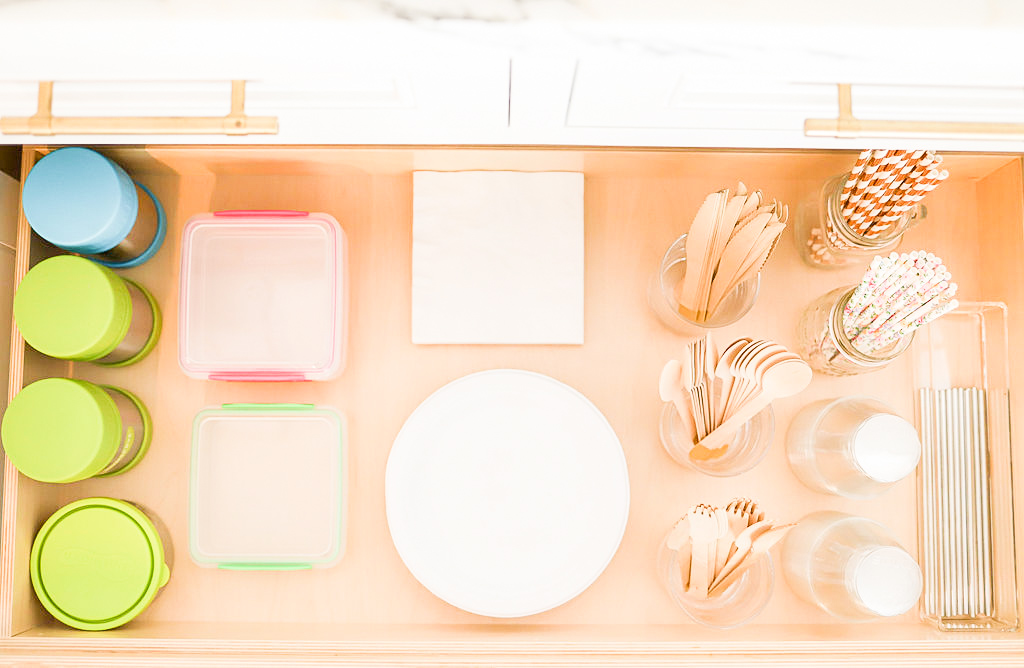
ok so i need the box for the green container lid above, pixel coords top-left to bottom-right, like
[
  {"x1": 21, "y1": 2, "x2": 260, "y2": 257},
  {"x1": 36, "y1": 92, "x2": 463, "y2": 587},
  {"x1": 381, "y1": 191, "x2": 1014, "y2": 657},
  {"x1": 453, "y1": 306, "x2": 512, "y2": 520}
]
[
  {"x1": 30, "y1": 498, "x2": 170, "y2": 631},
  {"x1": 14, "y1": 255, "x2": 132, "y2": 361},
  {"x1": 1, "y1": 378, "x2": 122, "y2": 483}
]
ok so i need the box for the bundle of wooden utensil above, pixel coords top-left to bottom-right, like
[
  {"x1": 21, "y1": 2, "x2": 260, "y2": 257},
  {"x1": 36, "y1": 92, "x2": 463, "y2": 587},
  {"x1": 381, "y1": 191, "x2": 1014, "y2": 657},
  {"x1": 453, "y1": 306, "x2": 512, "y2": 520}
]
[
  {"x1": 659, "y1": 335, "x2": 812, "y2": 461},
  {"x1": 666, "y1": 498, "x2": 795, "y2": 599},
  {"x1": 675, "y1": 183, "x2": 788, "y2": 322}
]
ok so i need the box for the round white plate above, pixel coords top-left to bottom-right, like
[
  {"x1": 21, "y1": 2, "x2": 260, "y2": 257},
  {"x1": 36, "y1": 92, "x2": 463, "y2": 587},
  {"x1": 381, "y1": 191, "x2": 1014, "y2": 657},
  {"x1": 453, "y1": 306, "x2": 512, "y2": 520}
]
[{"x1": 385, "y1": 369, "x2": 630, "y2": 618}]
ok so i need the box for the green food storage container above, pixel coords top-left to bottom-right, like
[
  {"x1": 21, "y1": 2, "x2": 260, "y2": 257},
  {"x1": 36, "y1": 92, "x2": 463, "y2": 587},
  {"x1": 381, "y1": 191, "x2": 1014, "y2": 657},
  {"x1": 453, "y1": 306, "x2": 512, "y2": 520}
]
[
  {"x1": 30, "y1": 498, "x2": 171, "y2": 631},
  {"x1": 13, "y1": 255, "x2": 160, "y2": 366},
  {"x1": 1, "y1": 378, "x2": 152, "y2": 483}
]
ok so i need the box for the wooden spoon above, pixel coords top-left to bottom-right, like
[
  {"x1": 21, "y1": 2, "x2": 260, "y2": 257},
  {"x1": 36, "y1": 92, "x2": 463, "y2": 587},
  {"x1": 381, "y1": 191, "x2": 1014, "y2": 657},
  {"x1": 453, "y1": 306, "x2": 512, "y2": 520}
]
[
  {"x1": 714, "y1": 339, "x2": 750, "y2": 426},
  {"x1": 721, "y1": 340, "x2": 774, "y2": 419},
  {"x1": 659, "y1": 360, "x2": 697, "y2": 446},
  {"x1": 726, "y1": 347, "x2": 793, "y2": 416},
  {"x1": 739, "y1": 352, "x2": 801, "y2": 406},
  {"x1": 694, "y1": 358, "x2": 812, "y2": 453}
]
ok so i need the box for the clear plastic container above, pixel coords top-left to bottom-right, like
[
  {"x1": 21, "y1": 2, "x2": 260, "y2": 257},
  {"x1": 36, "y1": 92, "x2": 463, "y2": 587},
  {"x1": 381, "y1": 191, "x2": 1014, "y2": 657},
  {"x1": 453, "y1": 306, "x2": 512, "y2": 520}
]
[
  {"x1": 782, "y1": 511, "x2": 922, "y2": 622},
  {"x1": 786, "y1": 396, "x2": 921, "y2": 498},
  {"x1": 189, "y1": 403, "x2": 348, "y2": 570},
  {"x1": 656, "y1": 531, "x2": 774, "y2": 629},
  {"x1": 659, "y1": 401, "x2": 774, "y2": 477},
  {"x1": 647, "y1": 233, "x2": 759, "y2": 335},
  {"x1": 178, "y1": 210, "x2": 348, "y2": 381},
  {"x1": 913, "y1": 302, "x2": 1018, "y2": 631}
]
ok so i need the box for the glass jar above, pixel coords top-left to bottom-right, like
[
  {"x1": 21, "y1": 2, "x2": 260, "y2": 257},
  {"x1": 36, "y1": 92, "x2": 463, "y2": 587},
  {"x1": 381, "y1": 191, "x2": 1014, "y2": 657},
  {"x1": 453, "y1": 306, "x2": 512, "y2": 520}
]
[
  {"x1": 657, "y1": 531, "x2": 774, "y2": 629},
  {"x1": 795, "y1": 174, "x2": 923, "y2": 270},
  {"x1": 22, "y1": 147, "x2": 167, "y2": 268},
  {"x1": 30, "y1": 498, "x2": 172, "y2": 630},
  {"x1": 786, "y1": 396, "x2": 921, "y2": 498},
  {"x1": 659, "y1": 401, "x2": 774, "y2": 477},
  {"x1": 13, "y1": 255, "x2": 161, "y2": 367},
  {"x1": 797, "y1": 286, "x2": 914, "y2": 377},
  {"x1": 648, "y1": 233, "x2": 759, "y2": 335},
  {"x1": 782, "y1": 511, "x2": 922, "y2": 622},
  {"x1": 0, "y1": 378, "x2": 153, "y2": 483}
]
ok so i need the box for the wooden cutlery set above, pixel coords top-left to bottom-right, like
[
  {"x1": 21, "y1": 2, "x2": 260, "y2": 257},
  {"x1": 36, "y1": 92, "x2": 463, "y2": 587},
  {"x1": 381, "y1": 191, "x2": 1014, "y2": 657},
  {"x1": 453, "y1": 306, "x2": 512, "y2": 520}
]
[
  {"x1": 659, "y1": 335, "x2": 812, "y2": 462},
  {"x1": 675, "y1": 183, "x2": 788, "y2": 323},
  {"x1": 667, "y1": 498, "x2": 794, "y2": 599}
]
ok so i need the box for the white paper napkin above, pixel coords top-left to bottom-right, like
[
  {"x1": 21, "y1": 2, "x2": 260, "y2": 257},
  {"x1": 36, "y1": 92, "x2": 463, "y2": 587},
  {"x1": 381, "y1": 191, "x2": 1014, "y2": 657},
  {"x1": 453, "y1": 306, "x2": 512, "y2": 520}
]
[{"x1": 412, "y1": 171, "x2": 584, "y2": 344}]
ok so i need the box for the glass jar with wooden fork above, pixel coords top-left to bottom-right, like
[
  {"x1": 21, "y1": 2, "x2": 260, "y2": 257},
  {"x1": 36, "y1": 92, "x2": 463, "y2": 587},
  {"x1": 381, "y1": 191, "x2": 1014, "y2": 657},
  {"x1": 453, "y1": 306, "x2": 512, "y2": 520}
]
[
  {"x1": 657, "y1": 500, "x2": 784, "y2": 629},
  {"x1": 659, "y1": 395, "x2": 774, "y2": 477},
  {"x1": 657, "y1": 336, "x2": 814, "y2": 477}
]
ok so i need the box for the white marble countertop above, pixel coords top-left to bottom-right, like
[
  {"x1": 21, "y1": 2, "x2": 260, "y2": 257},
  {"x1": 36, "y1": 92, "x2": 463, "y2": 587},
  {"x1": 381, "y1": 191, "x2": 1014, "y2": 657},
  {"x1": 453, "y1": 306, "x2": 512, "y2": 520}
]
[{"x1": 1, "y1": 0, "x2": 1022, "y2": 84}]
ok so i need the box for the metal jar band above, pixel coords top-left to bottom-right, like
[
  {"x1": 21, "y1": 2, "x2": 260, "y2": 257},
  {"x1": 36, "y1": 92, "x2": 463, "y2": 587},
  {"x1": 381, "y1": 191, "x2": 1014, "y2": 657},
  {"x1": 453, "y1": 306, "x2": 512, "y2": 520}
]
[
  {"x1": 86, "y1": 183, "x2": 160, "y2": 265},
  {"x1": 96, "y1": 387, "x2": 148, "y2": 476},
  {"x1": 97, "y1": 280, "x2": 155, "y2": 364}
]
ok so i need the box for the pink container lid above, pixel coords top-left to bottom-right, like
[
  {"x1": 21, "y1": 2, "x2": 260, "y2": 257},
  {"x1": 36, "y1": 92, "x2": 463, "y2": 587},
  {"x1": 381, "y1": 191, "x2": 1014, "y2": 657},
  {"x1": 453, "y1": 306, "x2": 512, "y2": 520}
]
[{"x1": 178, "y1": 210, "x2": 348, "y2": 381}]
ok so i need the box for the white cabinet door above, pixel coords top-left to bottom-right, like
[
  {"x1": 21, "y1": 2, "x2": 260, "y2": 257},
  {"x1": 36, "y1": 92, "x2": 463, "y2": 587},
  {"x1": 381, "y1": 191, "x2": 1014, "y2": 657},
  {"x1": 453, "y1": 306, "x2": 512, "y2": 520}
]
[
  {"x1": 0, "y1": 57, "x2": 510, "y2": 145},
  {"x1": 849, "y1": 84, "x2": 1024, "y2": 124},
  {"x1": 553, "y1": 56, "x2": 1024, "y2": 150},
  {"x1": 245, "y1": 56, "x2": 511, "y2": 143},
  {"x1": 565, "y1": 58, "x2": 836, "y2": 134}
]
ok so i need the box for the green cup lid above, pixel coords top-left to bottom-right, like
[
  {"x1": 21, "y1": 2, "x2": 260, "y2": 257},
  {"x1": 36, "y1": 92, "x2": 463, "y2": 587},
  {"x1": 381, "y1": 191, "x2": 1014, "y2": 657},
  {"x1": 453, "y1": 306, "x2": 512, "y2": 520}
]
[
  {"x1": 1, "y1": 378, "x2": 121, "y2": 483},
  {"x1": 30, "y1": 498, "x2": 170, "y2": 631},
  {"x1": 14, "y1": 255, "x2": 132, "y2": 360}
]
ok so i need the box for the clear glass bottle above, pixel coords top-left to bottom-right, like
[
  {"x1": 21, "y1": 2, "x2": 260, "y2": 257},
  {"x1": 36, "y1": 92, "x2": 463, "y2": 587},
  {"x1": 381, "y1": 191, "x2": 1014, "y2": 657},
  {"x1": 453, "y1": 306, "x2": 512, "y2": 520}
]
[
  {"x1": 659, "y1": 401, "x2": 774, "y2": 477},
  {"x1": 782, "y1": 511, "x2": 922, "y2": 621},
  {"x1": 797, "y1": 286, "x2": 915, "y2": 377},
  {"x1": 648, "y1": 233, "x2": 759, "y2": 335},
  {"x1": 657, "y1": 531, "x2": 774, "y2": 629},
  {"x1": 786, "y1": 396, "x2": 921, "y2": 498},
  {"x1": 795, "y1": 173, "x2": 923, "y2": 270}
]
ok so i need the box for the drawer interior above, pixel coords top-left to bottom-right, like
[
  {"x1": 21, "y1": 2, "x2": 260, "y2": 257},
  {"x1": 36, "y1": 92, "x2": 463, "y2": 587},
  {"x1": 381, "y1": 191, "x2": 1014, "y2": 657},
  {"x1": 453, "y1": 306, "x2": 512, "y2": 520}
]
[{"x1": 2, "y1": 146, "x2": 1024, "y2": 659}]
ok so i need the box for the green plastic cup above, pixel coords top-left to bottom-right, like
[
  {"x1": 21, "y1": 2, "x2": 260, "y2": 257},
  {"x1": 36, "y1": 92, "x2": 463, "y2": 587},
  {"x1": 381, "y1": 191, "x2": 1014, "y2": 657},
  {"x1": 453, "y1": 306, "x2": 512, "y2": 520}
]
[
  {"x1": 13, "y1": 255, "x2": 161, "y2": 366},
  {"x1": 30, "y1": 498, "x2": 171, "y2": 631},
  {"x1": 0, "y1": 378, "x2": 152, "y2": 483}
]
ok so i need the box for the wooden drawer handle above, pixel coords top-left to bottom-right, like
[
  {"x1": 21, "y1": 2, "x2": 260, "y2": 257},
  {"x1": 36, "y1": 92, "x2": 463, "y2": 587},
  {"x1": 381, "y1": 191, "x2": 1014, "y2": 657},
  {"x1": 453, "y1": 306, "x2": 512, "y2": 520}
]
[
  {"x1": 805, "y1": 83, "x2": 1024, "y2": 141},
  {"x1": 0, "y1": 81, "x2": 278, "y2": 136}
]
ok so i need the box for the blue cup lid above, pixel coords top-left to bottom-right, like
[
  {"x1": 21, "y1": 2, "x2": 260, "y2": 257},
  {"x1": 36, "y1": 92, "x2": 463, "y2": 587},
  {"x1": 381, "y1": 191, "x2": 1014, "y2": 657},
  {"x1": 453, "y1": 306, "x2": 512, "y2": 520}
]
[{"x1": 23, "y1": 148, "x2": 139, "y2": 254}]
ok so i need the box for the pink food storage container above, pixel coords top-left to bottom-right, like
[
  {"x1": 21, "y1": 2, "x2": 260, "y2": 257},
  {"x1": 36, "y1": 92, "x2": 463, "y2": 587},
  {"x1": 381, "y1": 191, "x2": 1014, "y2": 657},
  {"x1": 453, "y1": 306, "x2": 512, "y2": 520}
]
[{"x1": 178, "y1": 210, "x2": 348, "y2": 381}]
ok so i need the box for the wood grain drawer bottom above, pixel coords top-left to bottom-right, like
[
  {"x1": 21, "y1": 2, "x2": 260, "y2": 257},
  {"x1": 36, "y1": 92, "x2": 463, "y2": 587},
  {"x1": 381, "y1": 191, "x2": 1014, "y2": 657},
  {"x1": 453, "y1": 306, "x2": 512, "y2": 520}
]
[{"x1": 2, "y1": 147, "x2": 1023, "y2": 665}]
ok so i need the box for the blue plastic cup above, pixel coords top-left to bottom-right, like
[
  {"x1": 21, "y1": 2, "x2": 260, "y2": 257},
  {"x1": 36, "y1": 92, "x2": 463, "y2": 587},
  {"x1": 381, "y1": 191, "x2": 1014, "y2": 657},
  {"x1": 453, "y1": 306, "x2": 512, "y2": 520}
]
[{"x1": 22, "y1": 147, "x2": 166, "y2": 268}]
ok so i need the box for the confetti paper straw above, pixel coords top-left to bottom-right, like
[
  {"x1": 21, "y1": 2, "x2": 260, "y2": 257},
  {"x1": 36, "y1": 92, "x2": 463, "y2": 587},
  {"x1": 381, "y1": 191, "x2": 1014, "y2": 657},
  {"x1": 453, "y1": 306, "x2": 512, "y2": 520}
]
[{"x1": 844, "y1": 251, "x2": 959, "y2": 355}]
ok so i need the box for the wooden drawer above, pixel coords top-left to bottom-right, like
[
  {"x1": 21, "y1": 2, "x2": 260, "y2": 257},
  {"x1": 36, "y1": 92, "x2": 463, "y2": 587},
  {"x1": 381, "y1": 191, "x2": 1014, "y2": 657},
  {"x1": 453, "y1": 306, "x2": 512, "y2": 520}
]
[{"x1": 1, "y1": 146, "x2": 1023, "y2": 665}]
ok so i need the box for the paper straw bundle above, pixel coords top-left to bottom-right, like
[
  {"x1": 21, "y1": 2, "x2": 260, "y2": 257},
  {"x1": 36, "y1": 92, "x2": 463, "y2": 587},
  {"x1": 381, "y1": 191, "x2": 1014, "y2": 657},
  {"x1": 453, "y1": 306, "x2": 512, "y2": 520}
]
[
  {"x1": 842, "y1": 251, "x2": 958, "y2": 355},
  {"x1": 838, "y1": 149, "x2": 950, "y2": 241}
]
